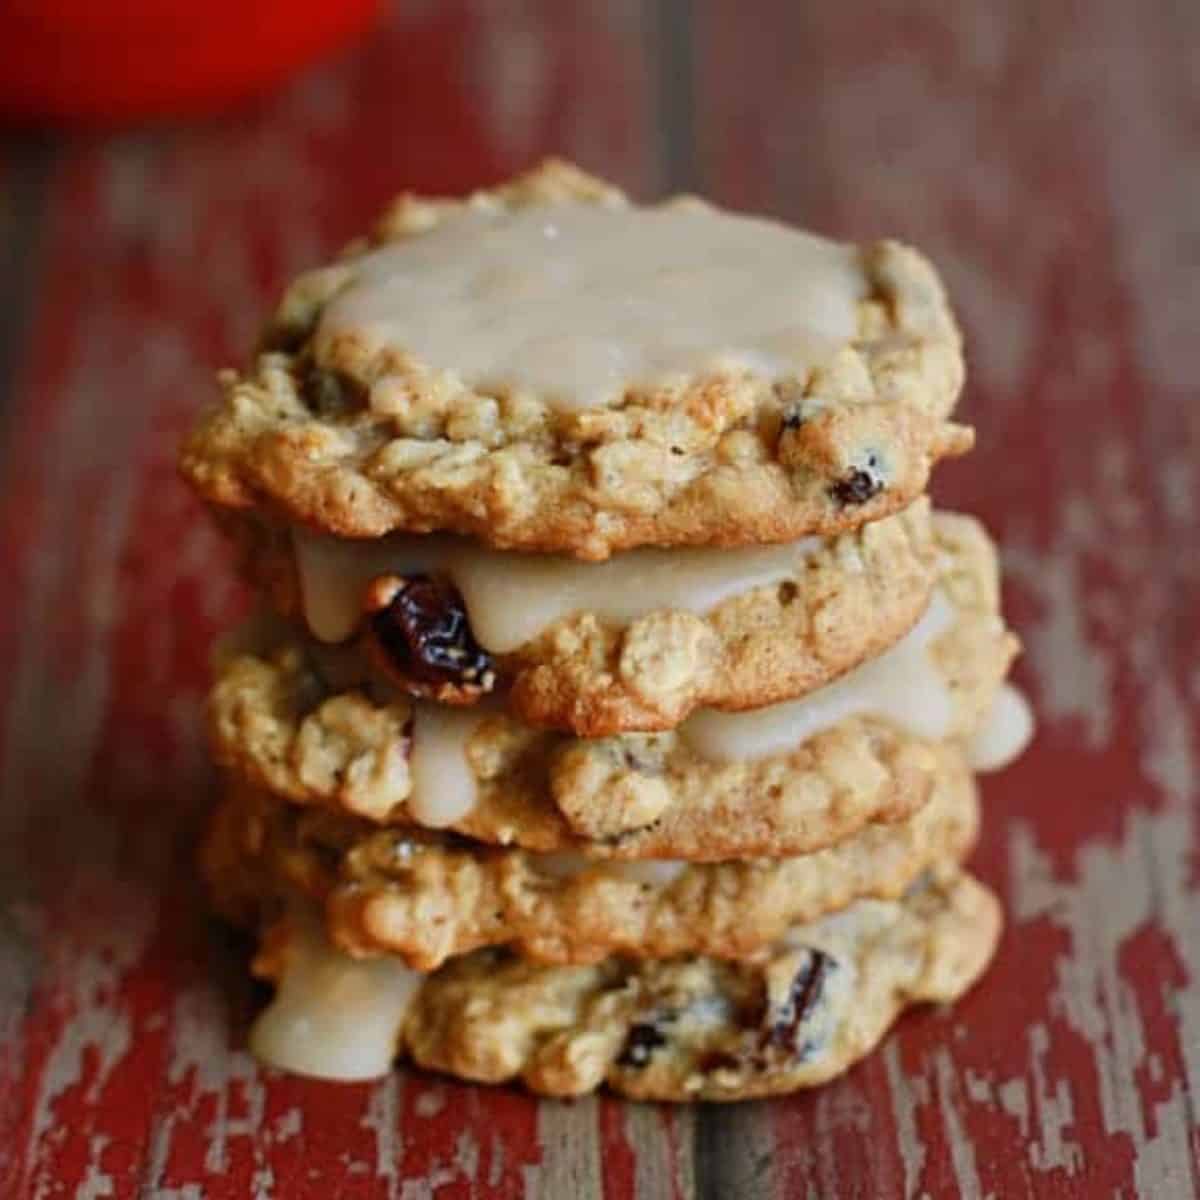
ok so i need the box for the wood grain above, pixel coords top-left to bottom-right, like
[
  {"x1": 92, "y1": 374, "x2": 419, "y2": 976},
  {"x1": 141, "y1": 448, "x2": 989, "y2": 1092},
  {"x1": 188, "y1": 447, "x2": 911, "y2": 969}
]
[{"x1": 0, "y1": 1, "x2": 1196, "y2": 1195}]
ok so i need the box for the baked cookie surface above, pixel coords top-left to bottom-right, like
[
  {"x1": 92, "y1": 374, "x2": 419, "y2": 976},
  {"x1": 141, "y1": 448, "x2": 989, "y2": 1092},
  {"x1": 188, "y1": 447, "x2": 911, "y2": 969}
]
[
  {"x1": 180, "y1": 161, "x2": 970, "y2": 559},
  {"x1": 240, "y1": 867, "x2": 1000, "y2": 1099},
  {"x1": 203, "y1": 744, "x2": 978, "y2": 970},
  {"x1": 407, "y1": 867, "x2": 1000, "y2": 1100},
  {"x1": 206, "y1": 511, "x2": 1017, "y2": 858},
  {"x1": 223, "y1": 498, "x2": 939, "y2": 736}
]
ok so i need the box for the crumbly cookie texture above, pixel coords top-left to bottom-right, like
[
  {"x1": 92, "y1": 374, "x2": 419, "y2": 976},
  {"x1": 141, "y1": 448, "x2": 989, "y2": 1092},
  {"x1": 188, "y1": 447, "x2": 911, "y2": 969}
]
[
  {"x1": 209, "y1": 651, "x2": 936, "y2": 860},
  {"x1": 203, "y1": 744, "x2": 977, "y2": 970},
  {"x1": 927, "y1": 510, "x2": 1019, "y2": 732},
  {"x1": 205, "y1": 510, "x2": 1016, "y2": 856},
  {"x1": 224, "y1": 499, "x2": 939, "y2": 736},
  {"x1": 180, "y1": 160, "x2": 970, "y2": 559},
  {"x1": 244, "y1": 867, "x2": 1000, "y2": 1100},
  {"x1": 408, "y1": 868, "x2": 1001, "y2": 1100}
]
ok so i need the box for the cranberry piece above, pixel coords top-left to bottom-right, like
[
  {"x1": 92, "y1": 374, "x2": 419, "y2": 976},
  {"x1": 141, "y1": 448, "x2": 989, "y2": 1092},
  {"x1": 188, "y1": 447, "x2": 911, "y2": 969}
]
[
  {"x1": 617, "y1": 1022, "x2": 669, "y2": 1068},
  {"x1": 366, "y1": 575, "x2": 496, "y2": 701},
  {"x1": 297, "y1": 363, "x2": 367, "y2": 416},
  {"x1": 697, "y1": 1050, "x2": 741, "y2": 1075},
  {"x1": 828, "y1": 457, "x2": 884, "y2": 505},
  {"x1": 763, "y1": 948, "x2": 835, "y2": 1052}
]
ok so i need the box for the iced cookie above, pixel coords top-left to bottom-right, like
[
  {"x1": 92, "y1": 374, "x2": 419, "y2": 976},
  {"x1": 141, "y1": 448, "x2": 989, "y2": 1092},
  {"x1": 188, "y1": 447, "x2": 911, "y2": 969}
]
[
  {"x1": 180, "y1": 160, "x2": 970, "y2": 560},
  {"x1": 239, "y1": 867, "x2": 1000, "y2": 1099},
  {"x1": 203, "y1": 744, "x2": 977, "y2": 969},
  {"x1": 219, "y1": 498, "x2": 938, "y2": 735},
  {"x1": 206, "y1": 512, "x2": 1018, "y2": 858}
]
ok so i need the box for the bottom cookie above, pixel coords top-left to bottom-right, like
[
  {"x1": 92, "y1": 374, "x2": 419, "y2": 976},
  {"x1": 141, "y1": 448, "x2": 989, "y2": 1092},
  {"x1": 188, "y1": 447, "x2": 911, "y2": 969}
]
[{"x1": 245, "y1": 866, "x2": 1000, "y2": 1101}]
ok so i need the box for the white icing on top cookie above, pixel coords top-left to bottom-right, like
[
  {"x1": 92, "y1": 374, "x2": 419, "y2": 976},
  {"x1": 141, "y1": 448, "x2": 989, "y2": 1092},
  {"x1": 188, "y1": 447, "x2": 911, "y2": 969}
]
[{"x1": 318, "y1": 201, "x2": 865, "y2": 409}]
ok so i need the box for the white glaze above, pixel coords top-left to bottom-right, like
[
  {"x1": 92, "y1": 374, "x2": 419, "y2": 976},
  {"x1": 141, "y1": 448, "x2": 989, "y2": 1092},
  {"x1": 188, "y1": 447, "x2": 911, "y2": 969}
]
[
  {"x1": 534, "y1": 854, "x2": 687, "y2": 887},
  {"x1": 682, "y1": 591, "x2": 957, "y2": 761},
  {"x1": 968, "y1": 683, "x2": 1034, "y2": 771},
  {"x1": 294, "y1": 526, "x2": 820, "y2": 650},
  {"x1": 250, "y1": 916, "x2": 422, "y2": 1081},
  {"x1": 407, "y1": 702, "x2": 484, "y2": 827},
  {"x1": 318, "y1": 201, "x2": 865, "y2": 410},
  {"x1": 609, "y1": 859, "x2": 689, "y2": 887}
]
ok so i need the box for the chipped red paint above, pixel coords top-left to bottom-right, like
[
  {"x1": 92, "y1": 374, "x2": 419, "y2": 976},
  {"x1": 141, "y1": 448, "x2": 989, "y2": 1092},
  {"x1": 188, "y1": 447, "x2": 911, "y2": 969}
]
[{"x1": 0, "y1": 2, "x2": 1197, "y2": 1196}]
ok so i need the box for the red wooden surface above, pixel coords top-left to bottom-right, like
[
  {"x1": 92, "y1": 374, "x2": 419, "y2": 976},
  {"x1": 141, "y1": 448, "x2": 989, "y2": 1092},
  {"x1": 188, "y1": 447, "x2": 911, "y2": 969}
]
[{"x1": 0, "y1": 2, "x2": 1197, "y2": 1196}]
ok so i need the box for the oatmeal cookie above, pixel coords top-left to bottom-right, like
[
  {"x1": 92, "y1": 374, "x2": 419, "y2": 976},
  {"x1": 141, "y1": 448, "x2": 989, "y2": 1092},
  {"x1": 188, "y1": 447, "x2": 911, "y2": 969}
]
[
  {"x1": 221, "y1": 498, "x2": 939, "y2": 735},
  {"x1": 240, "y1": 867, "x2": 1000, "y2": 1098},
  {"x1": 203, "y1": 744, "x2": 977, "y2": 970},
  {"x1": 206, "y1": 512, "x2": 1016, "y2": 856},
  {"x1": 405, "y1": 866, "x2": 1000, "y2": 1100},
  {"x1": 180, "y1": 160, "x2": 970, "y2": 559}
]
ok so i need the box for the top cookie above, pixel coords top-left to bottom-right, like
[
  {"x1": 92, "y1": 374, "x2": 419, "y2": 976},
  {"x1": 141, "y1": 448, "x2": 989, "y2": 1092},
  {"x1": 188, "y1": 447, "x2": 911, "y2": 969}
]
[{"x1": 181, "y1": 160, "x2": 971, "y2": 559}]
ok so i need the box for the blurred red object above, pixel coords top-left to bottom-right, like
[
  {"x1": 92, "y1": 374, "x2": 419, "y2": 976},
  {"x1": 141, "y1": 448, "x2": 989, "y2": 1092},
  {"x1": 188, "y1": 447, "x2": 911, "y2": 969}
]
[{"x1": 0, "y1": 0, "x2": 384, "y2": 124}]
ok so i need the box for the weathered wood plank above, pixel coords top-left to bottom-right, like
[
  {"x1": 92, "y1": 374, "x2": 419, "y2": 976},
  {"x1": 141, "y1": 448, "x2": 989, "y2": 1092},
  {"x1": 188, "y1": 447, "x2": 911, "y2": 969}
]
[
  {"x1": 692, "y1": 1, "x2": 1200, "y2": 1196},
  {"x1": 0, "y1": 0, "x2": 1197, "y2": 1195},
  {"x1": 0, "y1": 139, "x2": 55, "y2": 470},
  {"x1": 0, "y1": 4, "x2": 674, "y2": 1197}
]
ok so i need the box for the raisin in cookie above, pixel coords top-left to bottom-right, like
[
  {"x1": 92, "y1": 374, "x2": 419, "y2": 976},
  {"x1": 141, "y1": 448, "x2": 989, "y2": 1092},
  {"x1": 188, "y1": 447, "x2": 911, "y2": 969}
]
[
  {"x1": 238, "y1": 867, "x2": 1000, "y2": 1098},
  {"x1": 180, "y1": 160, "x2": 970, "y2": 560},
  {"x1": 218, "y1": 497, "x2": 938, "y2": 735},
  {"x1": 407, "y1": 867, "x2": 1001, "y2": 1100},
  {"x1": 206, "y1": 511, "x2": 1017, "y2": 859}
]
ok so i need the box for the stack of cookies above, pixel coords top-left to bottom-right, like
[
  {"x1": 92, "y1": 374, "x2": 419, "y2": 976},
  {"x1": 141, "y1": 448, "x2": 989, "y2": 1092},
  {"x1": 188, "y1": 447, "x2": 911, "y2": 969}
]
[{"x1": 181, "y1": 161, "x2": 1032, "y2": 1101}]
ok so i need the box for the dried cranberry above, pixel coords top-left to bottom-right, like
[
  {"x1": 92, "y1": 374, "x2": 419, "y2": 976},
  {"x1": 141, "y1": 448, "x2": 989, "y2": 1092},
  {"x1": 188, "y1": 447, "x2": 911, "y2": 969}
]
[
  {"x1": 617, "y1": 1022, "x2": 669, "y2": 1068},
  {"x1": 828, "y1": 457, "x2": 884, "y2": 506},
  {"x1": 697, "y1": 1050, "x2": 742, "y2": 1075},
  {"x1": 368, "y1": 575, "x2": 496, "y2": 697},
  {"x1": 780, "y1": 405, "x2": 806, "y2": 431},
  {"x1": 763, "y1": 948, "x2": 834, "y2": 1052},
  {"x1": 298, "y1": 363, "x2": 368, "y2": 417}
]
